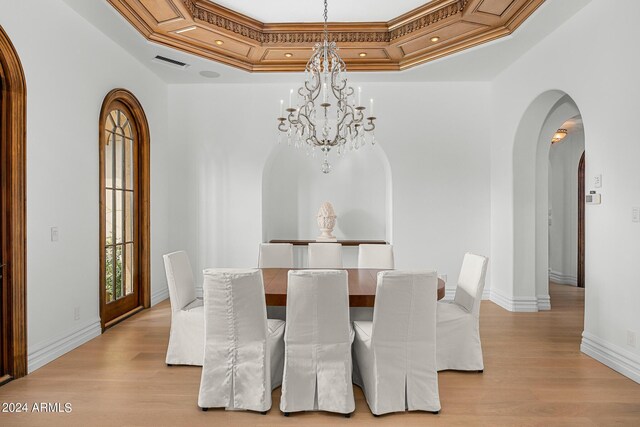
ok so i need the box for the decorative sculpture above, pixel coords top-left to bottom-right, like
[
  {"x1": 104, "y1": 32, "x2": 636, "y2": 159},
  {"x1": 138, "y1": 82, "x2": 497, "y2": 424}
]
[{"x1": 316, "y1": 202, "x2": 337, "y2": 242}]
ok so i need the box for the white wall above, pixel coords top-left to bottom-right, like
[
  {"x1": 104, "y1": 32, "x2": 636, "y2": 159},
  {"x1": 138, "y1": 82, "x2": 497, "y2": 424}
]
[
  {"x1": 168, "y1": 82, "x2": 492, "y2": 294},
  {"x1": 549, "y1": 127, "x2": 585, "y2": 284},
  {"x1": 490, "y1": 0, "x2": 640, "y2": 382},
  {"x1": 0, "y1": 0, "x2": 173, "y2": 371}
]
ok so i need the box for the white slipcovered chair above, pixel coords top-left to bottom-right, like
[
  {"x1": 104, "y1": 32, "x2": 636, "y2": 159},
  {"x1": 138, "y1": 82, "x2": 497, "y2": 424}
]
[
  {"x1": 353, "y1": 270, "x2": 441, "y2": 416},
  {"x1": 198, "y1": 269, "x2": 285, "y2": 413},
  {"x1": 358, "y1": 244, "x2": 394, "y2": 269},
  {"x1": 436, "y1": 253, "x2": 489, "y2": 372},
  {"x1": 280, "y1": 270, "x2": 355, "y2": 416},
  {"x1": 163, "y1": 251, "x2": 204, "y2": 366},
  {"x1": 258, "y1": 243, "x2": 294, "y2": 268},
  {"x1": 307, "y1": 243, "x2": 343, "y2": 268}
]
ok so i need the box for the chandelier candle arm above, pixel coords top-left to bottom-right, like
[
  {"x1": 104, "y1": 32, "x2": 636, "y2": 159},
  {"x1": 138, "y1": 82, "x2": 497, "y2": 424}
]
[{"x1": 275, "y1": 0, "x2": 378, "y2": 174}]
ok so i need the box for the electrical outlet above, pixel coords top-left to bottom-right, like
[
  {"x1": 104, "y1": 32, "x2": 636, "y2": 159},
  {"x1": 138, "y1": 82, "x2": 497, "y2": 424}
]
[
  {"x1": 594, "y1": 174, "x2": 602, "y2": 188},
  {"x1": 627, "y1": 330, "x2": 637, "y2": 348},
  {"x1": 74, "y1": 307, "x2": 80, "y2": 321},
  {"x1": 632, "y1": 207, "x2": 640, "y2": 223},
  {"x1": 51, "y1": 226, "x2": 59, "y2": 242}
]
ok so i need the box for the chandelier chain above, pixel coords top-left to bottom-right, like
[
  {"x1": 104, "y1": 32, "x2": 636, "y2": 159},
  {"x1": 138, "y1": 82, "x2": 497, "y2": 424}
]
[{"x1": 323, "y1": 0, "x2": 328, "y2": 42}]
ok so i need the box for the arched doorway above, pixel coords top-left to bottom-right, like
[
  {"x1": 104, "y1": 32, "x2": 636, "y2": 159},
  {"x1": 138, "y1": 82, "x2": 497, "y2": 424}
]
[
  {"x1": 512, "y1": 90, "x2": 584, "y2": 311},
  {"x1": 548, "y1": 116, "x2": 585, "y2": 287},
  {"x1": 99, "y1": 89, "x2": 151, "y2": 330},
  {"x1": 0, "y1": 25, "x2": 27, "y2": 382}
]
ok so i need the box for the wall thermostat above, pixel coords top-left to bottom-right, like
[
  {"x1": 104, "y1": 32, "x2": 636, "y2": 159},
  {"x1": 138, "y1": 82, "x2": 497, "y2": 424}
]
[{"x1": 586, "y1": 193, "x2": 601, "y2": 204}]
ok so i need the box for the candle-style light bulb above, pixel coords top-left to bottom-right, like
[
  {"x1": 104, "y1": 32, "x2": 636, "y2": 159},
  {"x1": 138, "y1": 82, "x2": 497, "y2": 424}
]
[
  {"x1": 289, "y1": 89, "x2": 293, "y2": 108},
  {"x1": 369, "y1": 98, "x2": 374, "y2": 116},
  {"x1": 280, "y1": 99, "x2": 284, "y2": 116},
  {"x1": 358, "y1": 87, "x2": 362, "y2": 106}
]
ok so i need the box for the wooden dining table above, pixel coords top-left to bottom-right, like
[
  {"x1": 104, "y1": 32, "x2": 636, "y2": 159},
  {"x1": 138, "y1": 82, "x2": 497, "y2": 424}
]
[{"x1": 261, "y1": 268, "x2": 446, "y2": 307}]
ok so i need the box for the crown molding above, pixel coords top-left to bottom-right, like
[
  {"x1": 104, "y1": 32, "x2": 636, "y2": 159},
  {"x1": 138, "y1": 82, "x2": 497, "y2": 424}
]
[{"x1": 107, "y1": 0, "x2": 545, "y2": 72}]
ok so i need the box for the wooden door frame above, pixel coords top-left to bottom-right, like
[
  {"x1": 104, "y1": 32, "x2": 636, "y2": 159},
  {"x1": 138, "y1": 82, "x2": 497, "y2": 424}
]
[
  {"x1": 0, "y1": 25, "x2": 27, "y2": 381},
  {"x1": 99, "y1": 89, "x2": 150, "y2": 331},
  {"x1": 577, "y1": 151, "x2": 585, "y2": 288}
]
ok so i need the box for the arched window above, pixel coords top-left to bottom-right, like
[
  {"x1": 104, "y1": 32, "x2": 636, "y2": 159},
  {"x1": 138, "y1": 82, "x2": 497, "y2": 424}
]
[{"x1": 99, "y1": 89, "x2": 150, "y2": 330}]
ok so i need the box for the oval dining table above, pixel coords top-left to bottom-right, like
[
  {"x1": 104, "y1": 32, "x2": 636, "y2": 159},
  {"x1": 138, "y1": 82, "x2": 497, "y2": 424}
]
[{"x1": 261, "y1": 268, "x2": 446, "y2": 307}]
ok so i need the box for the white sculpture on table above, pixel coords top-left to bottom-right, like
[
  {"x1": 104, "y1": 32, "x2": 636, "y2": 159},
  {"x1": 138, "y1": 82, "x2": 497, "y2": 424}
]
[{"x1": 316, "y1": 202, "x2": 337, "y2": 242}]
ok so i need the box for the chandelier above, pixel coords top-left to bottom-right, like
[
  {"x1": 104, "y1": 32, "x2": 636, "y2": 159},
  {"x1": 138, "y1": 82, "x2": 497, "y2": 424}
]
[{"x1": 277, "y1": 0, "x2": 377, "y2": 174}]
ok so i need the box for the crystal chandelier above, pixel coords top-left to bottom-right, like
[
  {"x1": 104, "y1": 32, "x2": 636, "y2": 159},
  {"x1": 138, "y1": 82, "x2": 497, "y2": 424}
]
[{"x1": 277, "y1": 0, "x2": 377, "y2": 174}]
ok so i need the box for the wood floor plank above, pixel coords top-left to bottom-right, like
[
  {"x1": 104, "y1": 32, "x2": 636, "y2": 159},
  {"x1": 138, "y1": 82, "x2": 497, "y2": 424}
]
[{"x1": 0, "y1": 283, "x2": 638, "y2": 426}]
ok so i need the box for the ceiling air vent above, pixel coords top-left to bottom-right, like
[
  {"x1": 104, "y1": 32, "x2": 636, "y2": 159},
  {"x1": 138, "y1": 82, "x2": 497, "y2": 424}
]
[{"x1": 152, "y1": 55, "x2": 189, "y2": 69}]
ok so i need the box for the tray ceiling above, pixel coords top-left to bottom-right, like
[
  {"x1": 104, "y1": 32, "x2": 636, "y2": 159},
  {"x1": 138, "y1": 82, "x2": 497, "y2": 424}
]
[
  {"x1": 107, "y1": 0, "x2": 546, "y2": 72},
  {"x1": 210, "y1": 0, "x2": 435, "y2": 23}
]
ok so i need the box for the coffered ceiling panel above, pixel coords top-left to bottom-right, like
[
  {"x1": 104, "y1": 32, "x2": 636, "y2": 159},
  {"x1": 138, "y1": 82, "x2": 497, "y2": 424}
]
[
  {"x1": 137, "y1": 0, "x2": 183, "y2": 24},
  {"x1": 476, "y1": 0, "x2": 517, "y2": 16},
  {"x1": 398, "y1": 21, "x2": 485, "y2": 57},
  {"x1": 107, "y1": 0, "x2": 546, "y2": 72},
  {"x1": 179, "y1": 27, "x2": 252, "y2": 57}
]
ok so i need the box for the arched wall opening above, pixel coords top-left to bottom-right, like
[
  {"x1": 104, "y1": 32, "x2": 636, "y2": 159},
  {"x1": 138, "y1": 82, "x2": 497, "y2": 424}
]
[
  {"x1": 548, "y1": 115, "x2": 585, "y2": 288},
  {"x1": 512, "y1": 90, "x2": 584, "y2": 311},
  {"x1": 262, "y1": 144, "x2": 392, "y2": 267}
]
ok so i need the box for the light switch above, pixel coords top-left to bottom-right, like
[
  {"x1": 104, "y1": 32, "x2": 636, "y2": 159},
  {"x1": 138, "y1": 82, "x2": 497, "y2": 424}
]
[
  {"x1": 586, "y1": 194, "x2": 601, "y2": 204},
  {"x1": 51, "y1": 226, "x2": 59, "y2": 242},
  {"x1": 594, "y1": 174, "x2": 602, "y2": 188},
  {"x1": 633, "y1": 208, "x2": 640, "y2": 223}
]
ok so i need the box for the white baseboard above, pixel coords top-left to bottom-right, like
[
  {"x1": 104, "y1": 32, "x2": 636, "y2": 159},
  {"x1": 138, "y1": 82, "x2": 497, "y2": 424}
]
[
  {"x1": 549, "y1": 270, "x2": 577, "y2": 286},
  {"x1": 490, "y1": 288, "x2": 539, "y2": 312},
  {"x1": 151, "y1": 287, "x2": 169, "y2": 306},
  {"x1": 581, "y1": 331, "x2": 640, "y2": 384},
  {"x1": 443, "y1": 287, "x2": 491, "y2": 301},
  {"x1": 490, "y1": 288, "x2": 514, "y2": 311},
  {"x1": 537, "y1": 294, "x2": 551, "y2": 310},
  {"x1": 28, "y1": 319, "x2": 102, "y2": 373}
]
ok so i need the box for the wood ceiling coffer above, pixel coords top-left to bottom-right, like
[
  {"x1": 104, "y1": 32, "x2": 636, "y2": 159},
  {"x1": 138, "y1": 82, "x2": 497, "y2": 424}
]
[{"x1": 108, "y1": 0, "x2": 545, "y2": 72}]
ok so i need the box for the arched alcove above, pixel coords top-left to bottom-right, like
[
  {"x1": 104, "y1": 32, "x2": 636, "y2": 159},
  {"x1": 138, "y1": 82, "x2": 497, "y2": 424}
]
[
  {"x1": 262, "y1": 143, "x2": 393, "y2": 256},
  {"x1": 512, "y1": 90, "x2": 584, "y2": 311}
]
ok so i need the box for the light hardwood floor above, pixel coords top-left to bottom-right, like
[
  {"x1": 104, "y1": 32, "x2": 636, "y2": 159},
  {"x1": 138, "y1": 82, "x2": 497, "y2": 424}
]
[{"x1": 1, "y1": 284, "x2": 639, "y2": 426}]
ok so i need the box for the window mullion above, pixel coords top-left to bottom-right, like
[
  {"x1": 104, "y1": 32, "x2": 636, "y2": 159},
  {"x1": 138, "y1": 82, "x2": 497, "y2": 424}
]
[{"x1": 111, "y1": 127, "x2": 117, "y2": 300}]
